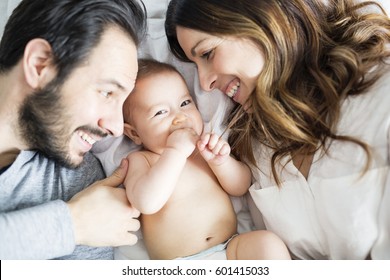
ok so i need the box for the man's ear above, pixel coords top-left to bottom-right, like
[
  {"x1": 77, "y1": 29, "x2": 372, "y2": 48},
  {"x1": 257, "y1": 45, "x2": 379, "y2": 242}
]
[
  {"x1": 124, "y1": 123, "x2": 142, "y2": 145},
  {"x1": 23, "y1": 38, "x2": 56, "y2": 89}
]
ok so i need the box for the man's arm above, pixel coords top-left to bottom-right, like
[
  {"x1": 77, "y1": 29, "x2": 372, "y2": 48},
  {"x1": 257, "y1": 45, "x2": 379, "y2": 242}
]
[
  {"x1": 68, "y1": 158, "x2": 140, "y2": 247},
  {"x1": 0, "y1": 153, "x2": 139, "y2": 259},
  {"x1": 0, "y1": 201, "x2": 75, "y2": 259}
]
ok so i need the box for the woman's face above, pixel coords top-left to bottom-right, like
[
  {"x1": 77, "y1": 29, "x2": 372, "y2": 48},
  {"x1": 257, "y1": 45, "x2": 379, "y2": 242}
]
[{"x1": 176, "y1": 26, "x2": 265, "y2": 109}]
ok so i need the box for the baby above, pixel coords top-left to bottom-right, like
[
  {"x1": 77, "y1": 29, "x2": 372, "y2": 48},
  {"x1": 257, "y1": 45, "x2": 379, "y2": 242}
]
[{"x1": 123, "y1": 58, "x2": 290, "y2": 260}]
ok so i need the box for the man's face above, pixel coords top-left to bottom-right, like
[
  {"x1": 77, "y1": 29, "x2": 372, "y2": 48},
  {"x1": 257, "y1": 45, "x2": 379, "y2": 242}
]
[{"x1": 19, "y1": 27, "x2": 138, "y2": 168}]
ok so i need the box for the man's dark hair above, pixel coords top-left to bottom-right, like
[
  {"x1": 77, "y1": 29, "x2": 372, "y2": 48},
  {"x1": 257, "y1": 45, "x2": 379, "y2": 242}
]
[{"x1": 0, "y1": 0, "x2": 147, "y2": 82}]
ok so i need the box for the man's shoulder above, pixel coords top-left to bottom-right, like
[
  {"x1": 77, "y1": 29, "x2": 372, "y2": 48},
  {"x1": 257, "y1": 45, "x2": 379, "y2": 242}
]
[
  {"x1": 78, "y1": 152, "x2": 105, "y2": 174},
  {"x1": 58, "y1": 152, "x2": 106, "y2": 185},
  {"x1": 14, "y1": 150, "x2": 106, "y2": 188},
  {"x1": 25, "y1": 151, "x2": 104, "y2": 176}
]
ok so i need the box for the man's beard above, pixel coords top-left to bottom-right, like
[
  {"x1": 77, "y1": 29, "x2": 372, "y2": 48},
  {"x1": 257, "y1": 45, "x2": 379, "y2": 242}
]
[{"x1": 18, "y1": 79, "x2": 105, "y2": 168}]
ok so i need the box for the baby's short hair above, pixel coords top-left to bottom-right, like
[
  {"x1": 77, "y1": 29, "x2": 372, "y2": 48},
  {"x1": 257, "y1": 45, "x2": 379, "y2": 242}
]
[
  {"x1": 124, "y1": 59, "x2": 185, "y2": 123},
  {"x1": 137, "y1": 58, "x2": 182, "y2": 80}
]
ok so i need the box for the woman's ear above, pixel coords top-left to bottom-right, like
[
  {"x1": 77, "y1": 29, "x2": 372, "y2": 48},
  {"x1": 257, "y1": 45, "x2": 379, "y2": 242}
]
[
  {"x1": 23, "y1": 38, "x2": 56, "y2": 89},
  {"x1": 124, "y1": 123, "x2": 142, "y2": 145}
]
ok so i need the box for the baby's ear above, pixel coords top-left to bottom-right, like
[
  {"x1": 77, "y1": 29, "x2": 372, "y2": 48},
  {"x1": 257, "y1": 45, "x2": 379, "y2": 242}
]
[{"x1": 124, "y1": 123, "x2": 142, "y2": 145}]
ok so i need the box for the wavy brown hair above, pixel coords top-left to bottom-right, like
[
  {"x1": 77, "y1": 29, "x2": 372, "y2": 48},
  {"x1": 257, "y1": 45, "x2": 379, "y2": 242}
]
[{"x1": 166, "y1": 0, "x2": 390, "y2": 185}]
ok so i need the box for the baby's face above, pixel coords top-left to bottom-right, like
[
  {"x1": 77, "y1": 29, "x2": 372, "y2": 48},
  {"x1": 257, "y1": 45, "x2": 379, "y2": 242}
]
[{"x1": 128, "y1": 71, "x2": 203, "y2": 153}]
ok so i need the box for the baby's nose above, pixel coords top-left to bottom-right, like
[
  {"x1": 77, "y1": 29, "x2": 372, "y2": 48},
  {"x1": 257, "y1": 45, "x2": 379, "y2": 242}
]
[{"x1": 172, "y1": 112, "x2": 187, "y2": 125}]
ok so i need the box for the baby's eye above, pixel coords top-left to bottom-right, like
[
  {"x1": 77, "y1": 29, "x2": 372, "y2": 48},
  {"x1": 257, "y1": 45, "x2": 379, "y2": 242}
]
[
  {"x1": 154, "y1": 109, "x2": 167, "y2": 117},
  {"x1": 101, "y1": 91, "x2": 113, "y2": 98},
  {"x1": 181, "y1": 99, "x2": 192, "y2": 107}
]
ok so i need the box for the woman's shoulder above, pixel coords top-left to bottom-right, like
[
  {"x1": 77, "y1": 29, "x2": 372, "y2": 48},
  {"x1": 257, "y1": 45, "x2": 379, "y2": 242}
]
[
  {"x1": 369, "y1": 65, "x2": 390, "y2": 95},
  {"x1": 344, "y1": 66, "x2": 390, "y2": 110},
  {"x1": 338, "y1": 65, "x2": 390, "y2": 136}
]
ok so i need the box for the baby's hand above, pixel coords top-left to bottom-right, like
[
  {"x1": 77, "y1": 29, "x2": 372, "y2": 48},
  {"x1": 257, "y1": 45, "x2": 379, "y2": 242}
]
[
  {"x1": 166, "y1": 127, "x2": 198, "y2": 157},
  {"x1": 197, "y1": 133, "x2": 231, "y2": 166}
]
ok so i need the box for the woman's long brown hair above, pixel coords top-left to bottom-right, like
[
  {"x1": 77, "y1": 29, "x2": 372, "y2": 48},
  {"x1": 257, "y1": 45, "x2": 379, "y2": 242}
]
[{"x1": 166, "y1": 0, "x2": 390, "y2": 185}]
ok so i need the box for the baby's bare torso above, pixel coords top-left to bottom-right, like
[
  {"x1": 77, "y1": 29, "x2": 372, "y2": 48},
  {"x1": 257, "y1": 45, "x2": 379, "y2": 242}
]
[{"x1": 141, "y1": 151, "x2": 237, "y2": 259}]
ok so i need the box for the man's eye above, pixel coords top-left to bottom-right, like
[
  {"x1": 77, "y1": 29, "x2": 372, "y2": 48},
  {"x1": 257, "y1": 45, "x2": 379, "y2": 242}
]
[{"x1": 181, "y1": 99, "x2": 191, "y2": 107}]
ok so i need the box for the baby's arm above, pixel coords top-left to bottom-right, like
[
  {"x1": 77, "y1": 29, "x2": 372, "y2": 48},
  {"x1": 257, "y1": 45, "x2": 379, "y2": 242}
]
[
  {"x1": 197, "y1": 133, "x2": 251, "y2": 196},
  {"x1": 124, "y1": 128, "x2": 197, "y2": 214}
]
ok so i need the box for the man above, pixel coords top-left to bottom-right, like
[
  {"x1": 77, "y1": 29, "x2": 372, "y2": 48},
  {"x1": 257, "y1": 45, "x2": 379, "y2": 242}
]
[{"x1": 0, "y1": 0, "x2": 147, "y2": 259}]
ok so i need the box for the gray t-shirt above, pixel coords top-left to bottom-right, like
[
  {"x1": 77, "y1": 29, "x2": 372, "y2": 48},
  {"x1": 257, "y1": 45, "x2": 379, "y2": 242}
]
[{"x1": 0, "y1": 150, "x2": 113, "y2": 259}]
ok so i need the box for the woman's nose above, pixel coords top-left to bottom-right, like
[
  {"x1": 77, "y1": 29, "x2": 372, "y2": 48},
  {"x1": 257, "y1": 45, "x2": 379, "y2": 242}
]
[{"x1": 198, "y1": 67, "x2": 216, "y2": 92}]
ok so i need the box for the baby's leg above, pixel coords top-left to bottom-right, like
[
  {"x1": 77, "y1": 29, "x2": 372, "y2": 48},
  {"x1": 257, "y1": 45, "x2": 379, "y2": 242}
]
[{"x1": 226, "y1": 230, "x2": 291, "y2": 260}]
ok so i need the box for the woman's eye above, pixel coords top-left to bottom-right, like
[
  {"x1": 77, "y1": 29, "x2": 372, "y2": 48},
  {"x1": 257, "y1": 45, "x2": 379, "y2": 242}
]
[
  {"x1": 201, "y1": 49, "x2": 213, "y2": 60},
  {"x1": 101, "y1": 91, "x2": 112, "y2": 98},
  {"x1": 181, "y1": 99, "x2": 192, "y2": 107}
]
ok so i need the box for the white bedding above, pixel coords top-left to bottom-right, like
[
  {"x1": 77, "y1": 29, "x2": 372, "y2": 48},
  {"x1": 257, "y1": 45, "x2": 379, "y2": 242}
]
[{"x1": 1, "y1": 0, "x2": 389, "y2": 260}]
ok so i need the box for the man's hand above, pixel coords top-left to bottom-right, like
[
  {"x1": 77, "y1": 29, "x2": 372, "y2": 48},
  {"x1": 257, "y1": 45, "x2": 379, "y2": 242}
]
[{"x1": 67, "y1": 158, "x2": 140, "y2": 247}]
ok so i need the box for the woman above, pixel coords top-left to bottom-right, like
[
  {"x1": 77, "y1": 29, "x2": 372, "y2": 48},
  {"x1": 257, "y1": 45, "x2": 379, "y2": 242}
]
[{"x1": 165, "y1": 0, "x2": 390, "y2": 259}]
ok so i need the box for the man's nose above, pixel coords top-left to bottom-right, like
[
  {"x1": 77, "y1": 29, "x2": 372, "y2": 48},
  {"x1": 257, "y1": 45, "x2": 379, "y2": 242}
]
[{"x1": 98, "y1": 110, "x2": 124, "y2": 137}]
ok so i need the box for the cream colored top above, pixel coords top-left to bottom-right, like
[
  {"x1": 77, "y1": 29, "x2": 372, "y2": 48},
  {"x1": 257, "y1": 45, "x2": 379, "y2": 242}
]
[{"x1": 249, "y1": 68, "x2": 390, "y2": 259}]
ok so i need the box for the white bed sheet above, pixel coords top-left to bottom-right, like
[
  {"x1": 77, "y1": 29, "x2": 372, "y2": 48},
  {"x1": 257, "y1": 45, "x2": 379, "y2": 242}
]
[{"x1": 1, "y1": 0, "x2": 389, "y2": 260}]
